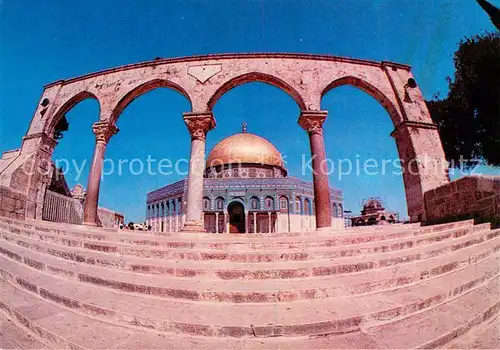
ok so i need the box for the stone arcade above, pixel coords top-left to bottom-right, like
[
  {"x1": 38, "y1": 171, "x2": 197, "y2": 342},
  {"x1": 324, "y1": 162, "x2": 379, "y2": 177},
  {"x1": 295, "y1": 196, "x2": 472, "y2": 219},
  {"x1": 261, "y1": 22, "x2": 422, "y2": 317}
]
[
  {"x1": 0, "y1": 53, "x2": 451, "y2": 229},
  {"x1": 146, "y1": 124, "x2": 344, "y2": 233}
]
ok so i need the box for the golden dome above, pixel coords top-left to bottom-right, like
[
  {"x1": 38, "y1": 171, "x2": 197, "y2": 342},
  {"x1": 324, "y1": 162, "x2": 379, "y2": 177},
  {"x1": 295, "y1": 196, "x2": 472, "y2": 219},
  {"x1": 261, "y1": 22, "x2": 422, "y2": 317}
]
[{"x1": 206, "y1": 132, "x2": 285, "y2": 169}]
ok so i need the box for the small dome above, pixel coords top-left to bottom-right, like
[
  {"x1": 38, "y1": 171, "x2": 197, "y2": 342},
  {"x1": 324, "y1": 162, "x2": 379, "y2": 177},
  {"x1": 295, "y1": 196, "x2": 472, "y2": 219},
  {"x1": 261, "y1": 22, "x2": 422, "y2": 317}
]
[
  {"x1": 363, "y1": 198, "x2": 384, "y2": 210},
  {"x1": 206, "y1": 132, "x2": 285, "y2": 170}
]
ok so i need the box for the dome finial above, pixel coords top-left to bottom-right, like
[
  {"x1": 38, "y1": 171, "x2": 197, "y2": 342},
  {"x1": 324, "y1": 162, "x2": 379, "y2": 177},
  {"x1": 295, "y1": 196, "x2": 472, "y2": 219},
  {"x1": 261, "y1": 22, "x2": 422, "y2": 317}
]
[{"x1": 242, "y1": 121, "x2": 247, "y2": 133}]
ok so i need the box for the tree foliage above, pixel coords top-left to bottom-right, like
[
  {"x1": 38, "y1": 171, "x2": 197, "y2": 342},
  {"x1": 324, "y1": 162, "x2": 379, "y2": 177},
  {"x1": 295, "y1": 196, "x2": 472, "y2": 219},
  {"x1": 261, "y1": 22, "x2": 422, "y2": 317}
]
[{"x1": 426, "y1": 31, "x2": 500, "y2": 168}]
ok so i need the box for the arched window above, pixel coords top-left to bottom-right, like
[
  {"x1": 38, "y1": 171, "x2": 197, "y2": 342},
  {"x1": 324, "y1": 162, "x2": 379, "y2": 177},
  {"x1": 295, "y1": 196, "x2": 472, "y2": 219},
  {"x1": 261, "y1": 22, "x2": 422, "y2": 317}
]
[
  {"x1": 250, "y1": 196, "x2": 260, "y2": 210},
  {"x1": 265, "y1": 196, "x2": 274, "y2": 210},
  {"x1": 203, "y1": 197, "x2": 211, "y2": 211},
  {"x1": 295, "y1": 196, "x2": 302, "y2": 213},
  {"x1": 304, "y1": 198, "x2": 312, "y2": 215},
  {"x1": 339, "y1": 204, "x2": 343, "y2": 218},
  {"x1": 333, "y1": 203, "x2": 339, "y2": 217},
  {"x1": 279, "y1": 196, "x2": 289, "y2": 212},
  {"x1": 216, "y1": 197, "x2": 224, "y2": 210}
]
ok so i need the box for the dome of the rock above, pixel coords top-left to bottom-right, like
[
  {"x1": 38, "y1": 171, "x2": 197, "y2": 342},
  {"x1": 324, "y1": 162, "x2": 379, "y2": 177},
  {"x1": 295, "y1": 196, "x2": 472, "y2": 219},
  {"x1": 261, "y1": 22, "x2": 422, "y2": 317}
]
[{"x1": 205, "y1": 129, "x2": 286, "y2": 178}]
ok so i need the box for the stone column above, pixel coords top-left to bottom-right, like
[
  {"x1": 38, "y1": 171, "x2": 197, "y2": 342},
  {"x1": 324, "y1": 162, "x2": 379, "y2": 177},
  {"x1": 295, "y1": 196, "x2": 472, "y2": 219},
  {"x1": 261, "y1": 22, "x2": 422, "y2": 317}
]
[
  {"x1": 215, "y1": 212, "x2": 219, "y2": 234},
  {"x1": 391, "y1": 121, "x2": 449, "y2": 221},
  {"x1": 298, "y1": 110, "x2": 332, "y2": 231},
  {"x1": 245, "y1": 211, "x2": 249, "y2": 234},
  {"x1": 276, "y1": 212, "x2": 280, "y2": 233},
  {"x1": 181, "y1": 112, "x2": 216, "y2": 232},
  {"x1": 268, "y1": 212, "x2": 272, "y2": 233},
  {"x1": 253, "y1": 212, "x2": 257, "y2": 233},
  {"x1": 83, "y1": 121, "x2": 118, "y2": 226}
]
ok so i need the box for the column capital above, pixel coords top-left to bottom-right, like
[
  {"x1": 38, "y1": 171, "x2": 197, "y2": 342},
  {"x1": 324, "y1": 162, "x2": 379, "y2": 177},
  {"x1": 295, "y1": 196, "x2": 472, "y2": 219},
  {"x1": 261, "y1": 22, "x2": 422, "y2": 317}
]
[
  {"x1": 298, "y1": 110, "x2": 328, "y2": 135},
  {"x1": 183, "y1": 112, "x2": 216, "y2": 141},
  {"x1": 92, "y1": 121, "x2": 118, "y2": 144}
]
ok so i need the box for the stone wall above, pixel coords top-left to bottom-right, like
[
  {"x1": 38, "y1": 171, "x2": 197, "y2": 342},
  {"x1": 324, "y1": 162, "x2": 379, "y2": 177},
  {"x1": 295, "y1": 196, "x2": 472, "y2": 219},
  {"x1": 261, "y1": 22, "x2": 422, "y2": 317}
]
[
  {"x1": 0, "y1": 186, "x2": 27, "y2": 220},
  {"x1": 424, "y1": 176, "x2": 500, "y2": 227},
  {"x1": 97, "y1": 207, "x2": 118, "y2": 228}
]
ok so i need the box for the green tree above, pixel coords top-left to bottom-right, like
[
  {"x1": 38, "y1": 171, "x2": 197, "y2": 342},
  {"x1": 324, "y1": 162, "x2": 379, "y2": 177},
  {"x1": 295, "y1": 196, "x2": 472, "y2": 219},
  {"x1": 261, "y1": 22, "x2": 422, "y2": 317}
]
[{"x1": 426, "y1": 31, "x2": 500, "y2": 168}]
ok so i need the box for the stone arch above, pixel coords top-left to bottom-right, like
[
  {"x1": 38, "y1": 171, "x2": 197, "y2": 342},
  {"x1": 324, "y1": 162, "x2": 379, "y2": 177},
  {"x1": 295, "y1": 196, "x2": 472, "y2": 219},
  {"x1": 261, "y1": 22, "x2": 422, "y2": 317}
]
[
  {"x1": 333, "y1": 203, "x2": 339, "y2": 217},
  {"x1": 295, "y1": 196, "x2": 302, "y2": 214},
  {"x1": 264, "y1": 196, "x2": 275, "y2": 211},
  {"x1": 110, "y1": 79, "x2": 192, "y2": 123},
  {"x1": 207, "y1": 72, "x2": 307, "y2": 110},
  {"x1": 215, "y1": 196, "x2": 225, "y2": 211},
  {"x1": 279, "y1": 195, "x2": 289, "y2": 212},
  {"x1": 226, "y1": 198, "x2": 247, "y2": 212},
  {"x1": 47, "y1": 91, "x2": 101, "y2": 136},
  {"x1": 321, "y1": 76, "x2": 402, "y2": 126},
  {"x1": 7, "y1": 53, "x2": 449, "y2": 225},
  {"x1": 202, "y1": 196, "x2": 211, "y2": 211},
  {"x1": 367, "y1": 217, "x2": 377, "y2": 225},
  {"x1": 304, "y1": 198, "x2": 312, "y2": 215},
  {"x1": 249, "y1": 196, "x2": 260, "y2": 210}
]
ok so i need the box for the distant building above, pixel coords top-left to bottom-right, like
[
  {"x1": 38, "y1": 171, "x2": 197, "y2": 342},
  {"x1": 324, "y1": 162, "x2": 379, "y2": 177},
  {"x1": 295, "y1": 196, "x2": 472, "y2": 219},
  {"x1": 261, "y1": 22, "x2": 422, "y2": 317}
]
[{"x1": 350, "y1": 197, "x2": 398, "y2": 226}]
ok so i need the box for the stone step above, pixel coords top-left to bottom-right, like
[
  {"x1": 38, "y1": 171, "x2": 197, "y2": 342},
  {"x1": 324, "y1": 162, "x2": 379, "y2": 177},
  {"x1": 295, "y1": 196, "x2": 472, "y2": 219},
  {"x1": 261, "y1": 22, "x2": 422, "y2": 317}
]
[
  {"x1": 1, "y1": 253, "x2": 499, "y2": 339},
  {"x1": 0, "y1": 280, "x2": 390, "y2": 349},
  {"x1": 445, "y1": 313, "x2": 500, "y2": 349},
  {"x1": 0, "y1": 217, "x2": 472, "y2": 249},
  {"x1": 0, "y1": 224, "x2": 484, "y2": 262},
  {"x1": 361, "y1": 275, "x2": 500, "y2": 349},
  {"x1": 0, "y1": 310, "x2": 48, "y2": 349},
  {"x1": 3, "y1": 273, "x2": 498, "y2": 349},
  {"x1": 1, "y1": 220, "x2": 489, "y2": 263},
  {"x1": 0, "y1": 214, "x2": 422, "y2": 238},
  {"x1": 1, "y1": 225, "x2": 497, "y2": 280},
  {"x1": 0, "y1": 233, "x2": 499, "y2": 303},
  {"x1": 120, "y1": 224, "x2": 491, "y2": 261}
]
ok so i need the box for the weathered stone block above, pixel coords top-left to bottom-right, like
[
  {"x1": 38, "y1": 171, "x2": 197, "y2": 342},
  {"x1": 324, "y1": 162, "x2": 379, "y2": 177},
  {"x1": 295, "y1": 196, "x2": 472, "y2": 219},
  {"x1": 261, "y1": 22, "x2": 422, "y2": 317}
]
[{"x1": 456, "y1": 176, "x2": 478, "y2": 191}]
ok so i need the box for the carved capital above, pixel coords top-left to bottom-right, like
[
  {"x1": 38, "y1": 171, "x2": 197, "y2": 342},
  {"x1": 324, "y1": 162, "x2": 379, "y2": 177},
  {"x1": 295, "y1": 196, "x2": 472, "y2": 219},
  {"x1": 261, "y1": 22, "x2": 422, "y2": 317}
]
[
  {"x1": 183, "y1": 112, "x2": 216, "y2": 141},
  {"x1": 298, "y1": 110, "x2": 328, "y2": 135},
  {"x1": 92, "y1": 121, "x2": 118, "y2": 144}
]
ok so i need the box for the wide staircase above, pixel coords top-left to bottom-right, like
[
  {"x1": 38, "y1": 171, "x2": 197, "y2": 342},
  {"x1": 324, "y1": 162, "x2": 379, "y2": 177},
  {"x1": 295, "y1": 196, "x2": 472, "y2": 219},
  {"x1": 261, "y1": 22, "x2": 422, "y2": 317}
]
[{"x1": 0, "y1": 216, "x2": 499, "y2": 349}]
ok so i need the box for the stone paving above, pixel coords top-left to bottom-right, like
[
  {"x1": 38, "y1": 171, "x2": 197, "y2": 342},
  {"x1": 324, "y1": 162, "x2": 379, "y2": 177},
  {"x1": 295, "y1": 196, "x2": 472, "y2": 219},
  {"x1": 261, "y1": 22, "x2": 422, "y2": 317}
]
[{"x1": 0, "y1": 216, "x2": 499, "y2": 349}]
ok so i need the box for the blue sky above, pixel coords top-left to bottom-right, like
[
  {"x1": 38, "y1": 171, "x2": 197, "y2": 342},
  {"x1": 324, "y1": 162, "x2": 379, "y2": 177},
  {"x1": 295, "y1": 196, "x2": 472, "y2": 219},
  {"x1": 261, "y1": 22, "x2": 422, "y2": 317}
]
[{"x1": 1, "y1": 0, "x2": 499, "y2": 222}]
